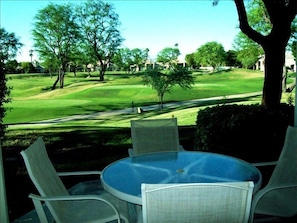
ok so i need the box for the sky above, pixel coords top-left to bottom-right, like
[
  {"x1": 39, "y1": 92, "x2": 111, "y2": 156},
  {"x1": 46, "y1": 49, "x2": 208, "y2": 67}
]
[{"x1": 0, "y1": 0, "x2": 240, "y2": 62}]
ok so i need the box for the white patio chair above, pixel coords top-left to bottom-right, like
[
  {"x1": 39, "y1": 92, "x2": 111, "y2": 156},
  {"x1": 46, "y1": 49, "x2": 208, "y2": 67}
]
[
  {"x1": 249, "y1": 125, "x2": 297, "y2": 222},
  {"x1": 20, "y1": 137, "x2": 129, "y2": 223},
  {"x1": 128, "y1": 118, "x2": 184, "y2": 156},
  {"x1": 139, "y1": 181, "x2": 254, "y2": 223}
]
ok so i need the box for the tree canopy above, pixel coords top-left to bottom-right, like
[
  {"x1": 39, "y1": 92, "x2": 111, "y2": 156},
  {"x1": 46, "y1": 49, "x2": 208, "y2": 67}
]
[
  {"x1": 143, "y1": 66, "x2": 195, "y2": 110},
  {"x1": 233, "y1": 32, "x2": 262, "y2": 68},
  {"x1": 215, "y1": 0, "x2": 297, "y2": 108},
  {"x1": 185, "y1": 53, "x2": 198, "y2": 69},
  {"x1": 32, "y1": 0, "x2": 123, "y2": 85},
  {"x1": 156, "y1": 45, "x2": 181, "y2": 67},
  {"x1": 143, "y1": 45, "x2": 194, "y2": 109},
  {"x1": 195, "y1": 41, "x2": 227, "y2": 70},
  {"x1": 76, "y1": 0, "x2": 123, "y2": 81},
  {"x1": 112, "y1": 48, "x2": 149, "y2": 73},
  {"x1": 0, "y1": 28, "x2": 23, "y2": 64},
  {"x1": 0, "y1": 28, "x2": 23, "y2": 137},
  {"x1": 32, "y1": 3, "x2": 80, "y2": 89}
]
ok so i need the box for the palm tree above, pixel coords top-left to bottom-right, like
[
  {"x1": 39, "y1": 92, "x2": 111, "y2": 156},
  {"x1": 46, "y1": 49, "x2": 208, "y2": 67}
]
[{"x1": 29, "y1": 49, "x2": 33, "y2": 63}]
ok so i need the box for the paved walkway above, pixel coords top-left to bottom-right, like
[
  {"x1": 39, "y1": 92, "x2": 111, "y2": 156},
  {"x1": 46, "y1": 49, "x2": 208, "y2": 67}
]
[{"x1": 8, "y1": 92, "x2": 262, "y2": 128}]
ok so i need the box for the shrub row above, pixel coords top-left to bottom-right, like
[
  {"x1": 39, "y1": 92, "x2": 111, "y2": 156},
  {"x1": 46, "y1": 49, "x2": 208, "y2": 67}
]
[{"x1": 195, "y1": 104, "x2": 294, "y2": 162}]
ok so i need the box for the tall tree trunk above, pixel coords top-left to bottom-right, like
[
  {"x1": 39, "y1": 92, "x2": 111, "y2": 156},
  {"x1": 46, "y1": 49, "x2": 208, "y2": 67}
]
[
  {"x1": 60, "y1": 64, "x2": 67, "y2": 88},
  {"x1": 58, "y1": 69, "x2": 65, "y2": 89},
  {"x1": 60, "y1": 73, "x2": 65, "y2": 88},
  {"x1": 99, "y1": 69, "x2": 104, "y2": 81},
  {"x1": 261, "y1": 45, "x2": 286, "y2": 108},
  {"x1": 52, "y1": 74, "x2": 59, "y2": 90},
  {"x1": 159, "y1": 93, "x2": 164, "y2": 110},
  {"x1": 233, "y1": 0, "x2": 295, "y2": 108},
  {"x1": 99, "y1": 64, "x2": 106, "y2": 81}
]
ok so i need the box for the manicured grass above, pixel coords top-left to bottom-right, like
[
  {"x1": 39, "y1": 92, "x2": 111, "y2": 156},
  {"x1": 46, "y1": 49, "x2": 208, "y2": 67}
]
[{"x1": 4, "y1": 68, "x2": 266, "y2": 125}]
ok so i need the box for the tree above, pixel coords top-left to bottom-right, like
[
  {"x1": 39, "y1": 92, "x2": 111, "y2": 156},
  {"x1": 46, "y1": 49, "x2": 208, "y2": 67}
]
[
  {"x1": 76, "y1": 0, "x2": 124, "y2": 81},
  {"x1": 130, "y1": 48, "x2": 149, "y2": 72},
  {"x1": 232, "y1": 0, "x2": 296, "y2": 91},
  {"x1": 214, "y1": 0, "x2": 297, "y2": 108},
  {"x1": 112, "y1": 48, "x2": 133, "y2": 72},
  {"x1": 185, "y1": 53, "x2": 199, "y2": 69},
  {"x1": 233, "y1": 32, "x2": 263, "y2": 68},
  {"x1": 73, "y1": 43, "x2": 97, "y2": 75},
  {"x1": 32, "y1": 3, "x2": 80, "y2": 89},
  {"x1": 111, "y1": 47, "x2": 133, "y2": 74},
  {"x1": 293, "y1": 40, "x2": 297, "y2": 60},
  {"x1": 4, "y1": 60, "x2": 19, "y2": 74},
  {"x1": 29, "y1": 49, "x2": 33, "y2": 63},
  {"x1": 113, "y1": 48, "x2": 149, "y2": 73},
  {"x1": 41, "y1": 55, "x2": 60, "y2": 77},
  {"x1": 226, "y1": 50, "x2": 242, "y2": 67},
  {"x1": 21, "y1": 62, "x2": 34, "y2": 73},
  {"x1": 143, "y1": 65, "x2": 195, "y2": 110},
  {"x1": 156, "y1": 44, "x2": 181, "y2": 68},
  {"x1": 0, "y1": 28, "x2": 23, "y2": 137},
  {"x1": 195, "y1": 41, "x2": 227, "y2": 71}
]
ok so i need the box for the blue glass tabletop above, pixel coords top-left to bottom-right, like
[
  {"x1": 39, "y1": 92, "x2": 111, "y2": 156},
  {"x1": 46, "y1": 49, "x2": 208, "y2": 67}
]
[{"x1": 101, "y1": 151, "x2": 262, "y2": 205}]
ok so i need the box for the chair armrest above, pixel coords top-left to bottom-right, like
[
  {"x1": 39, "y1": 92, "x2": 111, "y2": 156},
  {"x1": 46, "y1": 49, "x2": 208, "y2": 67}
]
[
  {"x1": 29, "y1": 193, "x2": 122, "y2": 222},
  {"x1": 29, "y1": 192, "x2": 113, "y2": 202},
  {"x1": 257, "y1": 183, "x2": 297, "y2": 194},
  {"x1": 251, "y1": 161, "x2": 278, "y2": 167},
  {"x1": 250, "y1": 183, "x2": 297, "y2": 222},
  {"x1": 58, "y1": 170, "x2": 102, "y2": 176},
  {"x1": 253, "y1": 183, "x2": 297, "y2": 205}
]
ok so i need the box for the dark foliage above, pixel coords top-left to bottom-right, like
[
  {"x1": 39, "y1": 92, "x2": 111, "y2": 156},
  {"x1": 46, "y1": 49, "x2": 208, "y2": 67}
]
[{"x1": 195, "y1": 104, "x2": 294, "y2": 162}]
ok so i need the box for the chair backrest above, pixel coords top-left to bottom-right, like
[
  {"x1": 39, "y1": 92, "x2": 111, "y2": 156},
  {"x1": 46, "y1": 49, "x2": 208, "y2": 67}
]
[
  {"x1": 141, "y1": 182, "x2": 254, "y2": 223},
  {"x1": 131, "y1": 118, "x2": 180, "y2": 155},
  {"x1": 268, "y1": 126, "x2": 297, "y2": 186},
  {"x1": 20, "y1": 137, "x2": 69, "y2": 221},
  {"x1": 263, "y1": 125, "x2": 297, "y2": 216}
]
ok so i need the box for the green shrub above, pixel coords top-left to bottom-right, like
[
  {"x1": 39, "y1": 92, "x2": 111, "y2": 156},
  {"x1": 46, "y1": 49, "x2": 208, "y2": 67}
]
[{"x1": 195, "y1": 104, "x2": 294, "y2": 162}]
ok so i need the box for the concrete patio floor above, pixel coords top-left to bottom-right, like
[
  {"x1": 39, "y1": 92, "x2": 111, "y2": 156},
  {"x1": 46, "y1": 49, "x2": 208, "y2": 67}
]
[
  {"x1": 11, "y1": 178, "x2": 297, "y2": 223},
  {"x1": 12, "y1": 206, "x2": 296, "y2": 223}
]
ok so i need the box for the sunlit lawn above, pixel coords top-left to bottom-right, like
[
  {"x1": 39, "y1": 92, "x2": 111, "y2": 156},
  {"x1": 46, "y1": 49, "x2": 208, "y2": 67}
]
[{"x1": 5, "y1": 68, "x2": 289, "y2": 126}]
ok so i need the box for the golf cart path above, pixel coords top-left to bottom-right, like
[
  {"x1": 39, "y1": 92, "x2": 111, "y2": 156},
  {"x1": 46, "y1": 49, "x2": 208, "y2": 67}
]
[{"x1": 9, "y1": 92, "x2": 262, "y2": 127}]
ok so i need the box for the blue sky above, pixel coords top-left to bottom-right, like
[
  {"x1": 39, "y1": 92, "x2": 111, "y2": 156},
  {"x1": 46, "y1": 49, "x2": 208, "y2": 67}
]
[{"x1": 0, "y1": 0, "x2": 240, "y2": 62}]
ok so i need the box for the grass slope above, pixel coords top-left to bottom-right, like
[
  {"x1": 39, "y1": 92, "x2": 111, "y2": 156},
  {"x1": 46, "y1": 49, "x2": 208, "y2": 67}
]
[{"x1": 5, "y1": 68, "x2": 265, "y2": 125}]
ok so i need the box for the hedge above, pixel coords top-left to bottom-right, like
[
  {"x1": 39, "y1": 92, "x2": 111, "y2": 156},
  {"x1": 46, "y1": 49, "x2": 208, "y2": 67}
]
[{"x1": 195, "y1": 104, "x2": 294, "y2": 162}]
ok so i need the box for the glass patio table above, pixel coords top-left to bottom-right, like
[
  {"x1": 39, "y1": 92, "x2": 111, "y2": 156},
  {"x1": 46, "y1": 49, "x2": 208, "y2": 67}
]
[{"x1": 101, "y1": 151, "x2": 262, "y2": 205}]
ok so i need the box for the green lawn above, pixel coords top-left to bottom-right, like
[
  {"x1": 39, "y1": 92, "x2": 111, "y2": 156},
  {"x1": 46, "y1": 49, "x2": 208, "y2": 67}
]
[
  {"x1": 4, "y1": 68, "x2": 292, "y2": 127},
  {"x1": 4, "y1": 69, "x2": 290, "y2": 126}
]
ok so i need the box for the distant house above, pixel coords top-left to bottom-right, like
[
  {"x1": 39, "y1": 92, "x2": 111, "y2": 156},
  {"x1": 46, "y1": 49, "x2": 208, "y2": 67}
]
[
  {"x1": 32, "y1": 60, "x2": 44, "y2": 73},
  {"x1": 255, "y1": 53, "x2": 296, "y2": 72},
  {"x1": 143, "y1": 59, "x2": 187, "y2": 70},
  {"x1": 34, "y1": 64, "x2": 44, "y2": 73}
]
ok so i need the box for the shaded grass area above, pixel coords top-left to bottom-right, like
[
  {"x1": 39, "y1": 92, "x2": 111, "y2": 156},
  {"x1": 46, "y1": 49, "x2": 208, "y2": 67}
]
[{"x1": 3, "y1": 125, "x2": 196, "y2": 221}]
